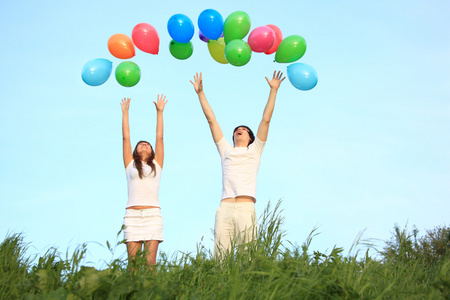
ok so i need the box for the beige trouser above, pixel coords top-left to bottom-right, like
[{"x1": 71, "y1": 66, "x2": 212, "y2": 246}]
[{"x1": 214, "y1": 202, "x2": 257, "y2": 258}]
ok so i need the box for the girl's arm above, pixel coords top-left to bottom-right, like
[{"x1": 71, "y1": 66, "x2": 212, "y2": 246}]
[
  {"x1": 121, "y1": 98, "x2": 133, "y2": 168},
  {"x1": 153, "y1": 94, "x2": 168, "y2": 168}
]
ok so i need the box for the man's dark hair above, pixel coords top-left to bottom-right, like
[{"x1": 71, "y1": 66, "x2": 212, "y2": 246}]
[{"x1": 232, "y1": 125, "x2": 255, "y2": 146}]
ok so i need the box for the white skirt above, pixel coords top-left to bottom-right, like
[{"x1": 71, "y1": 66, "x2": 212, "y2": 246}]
[{"x1": 123, "y1": 208, "x2": 163, "y2": 242}]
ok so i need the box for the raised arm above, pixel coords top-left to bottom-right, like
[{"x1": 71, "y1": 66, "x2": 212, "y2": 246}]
[
  {"x1": 153, "y1": 94, "x2": 168, "y2": 168},
  {"x1": 121, "y1": 98, "x2": 133, "y2": 168},
  {"x1": 190, "y1": 72, "x2": 224, "y2": 143},
  {"x1": 256, "y1": 71, "x2": 286, "y2": 142}
]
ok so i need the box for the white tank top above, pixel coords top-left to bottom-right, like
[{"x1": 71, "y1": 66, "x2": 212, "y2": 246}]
[{"x1": 125, "y1": 159, "x2": 162, "y2": 208}]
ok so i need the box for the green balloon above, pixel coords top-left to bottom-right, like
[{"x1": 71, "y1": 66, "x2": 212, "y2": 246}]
[
  {"x1": 224, "y1": 40, "x2": 251, "y2": 67},
  {"x1": 223, "y1": 11, "x2": 251, "y2": 44},
  {"x1": 169, "y1": 40, "x2": 193, "y2": 60},
  {"x1": 275, "y1": 35, "x2": 307, "y2": 63},
  {"x1": 115, "y1": 61, "x2": 140, "y2": 87}
]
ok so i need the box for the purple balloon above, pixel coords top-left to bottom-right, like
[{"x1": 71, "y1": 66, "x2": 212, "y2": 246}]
[
  {"x1": 199, "y1": 31, "x2": 209, "y2": 43},
  {"x1": 199, "y1": 31, "x2": 223, "y2": 43}
]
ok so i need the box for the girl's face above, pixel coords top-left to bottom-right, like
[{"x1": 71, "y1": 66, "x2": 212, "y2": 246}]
[{"x1": 136, "y1": 142, "x2": 153, "y2": 157}]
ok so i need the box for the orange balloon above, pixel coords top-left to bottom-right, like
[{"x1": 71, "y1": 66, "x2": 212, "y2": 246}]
[{"x1": 108, "y1": 33, "x2": 135, "y2": 59}]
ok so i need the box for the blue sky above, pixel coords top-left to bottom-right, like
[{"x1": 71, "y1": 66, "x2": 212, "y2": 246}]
[{"x1": 1, "y1": 0, "x2": 449, "y2": 267}]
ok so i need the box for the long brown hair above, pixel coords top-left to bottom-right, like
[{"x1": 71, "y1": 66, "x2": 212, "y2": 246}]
[{"x1": 132, "y1": 141, "x2": 156, "y2": 179}]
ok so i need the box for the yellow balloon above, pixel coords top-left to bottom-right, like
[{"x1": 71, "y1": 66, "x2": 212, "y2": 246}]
[{"x1": 207, "y1": 38, "x2": 228, "y2": 64}]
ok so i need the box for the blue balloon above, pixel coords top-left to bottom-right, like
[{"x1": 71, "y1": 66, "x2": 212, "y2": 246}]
[
  {"x1": 198, "y1": 9, "x2": 223, "y2": 40},
  {"x1": 287, "y1": 63, "x2": 318, "y2": 91},
  {"x1": 81, "y1": 58, "x2": 112, "y2": 86},
  {"x1": 167, "y1": 14, "x2": 194, "y2": 43}
]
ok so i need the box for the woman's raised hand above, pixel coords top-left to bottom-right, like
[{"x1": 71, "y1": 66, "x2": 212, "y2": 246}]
[
  {"x1": 121, "y1": 98, "x2": 131, "y2": 113},
  {"x1": 153, "y1": 94, "x2": 168, "y2": 112}
]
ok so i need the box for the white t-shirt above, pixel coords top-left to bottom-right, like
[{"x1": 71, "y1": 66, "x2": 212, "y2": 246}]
[
  {"x1": 216, "y1": 136, "x2": 265, "y2": 201},
  {"x1": 125, "y1": 159, "x2": 162, "y2": 208}
]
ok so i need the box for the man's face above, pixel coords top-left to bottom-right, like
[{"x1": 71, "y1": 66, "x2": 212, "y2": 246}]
[{"x1": 234, "y1": 127, "x2": 252, "y2": 145}]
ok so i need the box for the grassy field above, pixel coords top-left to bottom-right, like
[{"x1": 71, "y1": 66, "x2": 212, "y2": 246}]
[{"x1": 1, "y1": 202, "x2": 449, "y2": 299}]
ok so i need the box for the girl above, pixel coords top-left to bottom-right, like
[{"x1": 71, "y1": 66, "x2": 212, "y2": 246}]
[{"x1": 120, "y1": 95, "x2": 168, "y2": 267}]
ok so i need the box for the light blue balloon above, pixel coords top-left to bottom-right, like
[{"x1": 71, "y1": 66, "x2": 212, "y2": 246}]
[
  {"x1": 198, "y1": 9, "x2": 223, "y2": 40},
  {"x1": 287, "y1": 63, "x2": 318, "y2": 91},
  {"x1": 167, "y1": 14, "x2": 194, "y2": 43},
  {"x1": 81, "y1": 58, "x2": 112, "y2": 86}
]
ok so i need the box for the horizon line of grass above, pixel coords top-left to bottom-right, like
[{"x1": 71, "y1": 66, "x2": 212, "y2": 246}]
[{"x1": 1, "y1": 200, "x2": 449, "y2": 299}]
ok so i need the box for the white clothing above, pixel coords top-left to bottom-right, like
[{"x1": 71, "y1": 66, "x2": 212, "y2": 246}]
[
  {"x1": 214, "y1": 202, "x2": 256, "y2": 257},
  {"x1": 125, "y1": 159, "x2": 162, "y2": 208},
  {"x1": 215, "y1": 137, "x2": 265, "y2": 201},
  {"x1": 123, "y1": 208, "x2": 163, "y2": 242}
]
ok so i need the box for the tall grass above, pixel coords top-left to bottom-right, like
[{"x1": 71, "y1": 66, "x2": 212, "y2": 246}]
[{"x1": 1, "y1": 201, "x2": 449, "y2": 299}]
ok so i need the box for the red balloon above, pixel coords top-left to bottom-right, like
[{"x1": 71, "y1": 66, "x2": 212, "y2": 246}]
[
  {"x1": 132, "y1": 23, "x2": 160, "y2": 55},
  {"x1": 264, "y1": 24, "x2": 283, "y2": 55},
  {"x1": 108, "y1": 33, "x2": 135, "y2": 59},
  {"x1": 248, "y1": 26, "x2": 275, "y2": 53}
]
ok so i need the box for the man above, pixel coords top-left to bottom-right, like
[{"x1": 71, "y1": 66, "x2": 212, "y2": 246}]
[{"x1": 190, "y1": 71, "x2": 285, "y2": 257}]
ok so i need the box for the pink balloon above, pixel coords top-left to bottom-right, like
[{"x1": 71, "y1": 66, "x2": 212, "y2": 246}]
[
  {"x1": 248, "y1": 26, "x2": 275, "y2": 53},
  {"x1": 264, "y1": 24, "x2": 283, "y2": 55},
  {"x1": 131, "y1": 23, "x2": 160, "y2": 54}
]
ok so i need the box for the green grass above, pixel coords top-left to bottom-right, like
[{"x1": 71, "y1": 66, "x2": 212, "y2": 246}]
[{"x1": 1, "y1": 201, "x2": 449, "y2": 299}]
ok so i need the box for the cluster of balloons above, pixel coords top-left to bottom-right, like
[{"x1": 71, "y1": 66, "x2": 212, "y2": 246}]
[
  {"x1": 81, "y1": 23, "x2": 160, "y2": 87},
  {"x1": 167, "y1": 14, "x2": 195, "y2": 60},
  {"x1": 81, "y1": 9, "x2": 318, "y2": 90},
  {"x1": 197, "y1": 9, "x2": 317, "y2": 90}
]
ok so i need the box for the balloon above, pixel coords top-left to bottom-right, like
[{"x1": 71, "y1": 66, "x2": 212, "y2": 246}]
[
  {"x1": 200, "y1": 31, "x2": 224, "y2": 43},
  {"x1": 198, "y1": 9, "x2": 223, "y2": 40},
  {"x1": 131, "y1": 23, "x2": 159, "y2": 54},
  {"x1": 115, "y1": 61, "x2": 141, "y2": 87},
  {"x1": 207, "y1": 37, "x2": 228, "y2": 64},
  {"x1": 199, "y1": 31, "x2": 209, "y2": 43},
  {"x1": 275, "y1": 35, "x2": 307, "y2": 63},
  {"x1": 248, "y1": 26, "x2": 275, "y2": 53},
  {"x1": 167, "y1": 14, "x2": 194, "y2": 43},
  {"x1": 264, "y1": 24, "x2": 283, "y2": 55},
  {"x1": 169, "y1": 40, "x2": 193, "y2": 60},
  {"x1": 287, "y1": 63, "x2": 318, "y2": 91},
  {"x1": 223, "y1": 11, "x2": 251, "y2": 44},
  {"x1": 107, "y1": 33, "x2": 135, "y2": 59},
  {"x1": 81, "y1": 58, "x2": 112, "y2": 86},
  {"x1": 224, "y1": 39, "x2": 251, "y2": 66}
]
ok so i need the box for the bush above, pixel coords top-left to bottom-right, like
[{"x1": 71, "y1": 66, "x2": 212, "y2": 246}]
[{"x1": 382, "y1": 223, "x2": 450, "y2": 266}]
